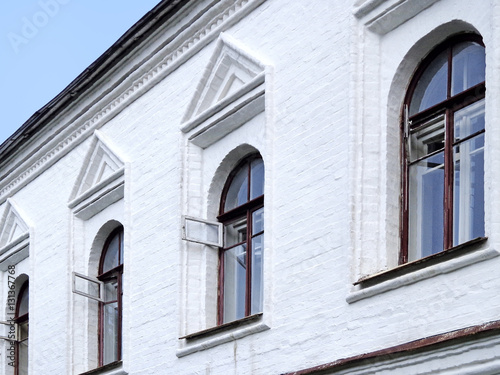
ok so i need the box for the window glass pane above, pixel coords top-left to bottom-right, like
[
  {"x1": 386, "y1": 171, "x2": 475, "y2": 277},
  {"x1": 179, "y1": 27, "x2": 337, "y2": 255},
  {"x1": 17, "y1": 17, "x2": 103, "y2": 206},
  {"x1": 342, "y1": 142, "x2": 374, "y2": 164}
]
[
  {"x1": 454, "y1": 99, "x2": 485, "y2": 141},
  {"x1": 17, "y1": 285, "x2": 29, "y2": 317},
  {"x1": 102, "y1": 302, "x2": 119, "y2": 365},
  {"x1": 251, "y1": 234, "x2": 263, "y2": 315},
  {"x1": 74, "y1": 273, "x2": 101, "y2": 300},
  {"x1": 224, "y1": 217, "x2": 247, "y2": 248},
  {"x1": 184, "y1": 218, "x2": 220, "y2": 246},
  {"x1": 224, "y1": 167, "x2": 248, "y2": 212},
  {"x1": 250, "y1": 159, "x2": 264, "y2": 199},
  {"x1": 409, "y1": 116, "x2": 445, "y2": 162},
  {"x1": 223, "y1": 245, "x2": 246, "y2": 323},
  {"x1": 17, "y1": 330, "x2": 28, "y2": 375},
  {"x1": 409, "y1": 151, "x2": 445, "y2": 260},
  {"x1": 119, "y1": 230, "x2": 124, "y2": 265},
  {"x1": 453, "y1": 133, "x2": 484, "y2": 246},
  {"x1": 102, "y1": 233, "x2": 120, "y2": 273},
  {"x1": 19, "y1": 321, "x2": 29, "y2": 342},
  {"x1": 452, "y1": 42, "x2": 485, "y2": 96},
  {"x1": 410, "y1": 50, "x2": 448, "y2": 115},
  {"x1": 104, "y1": 279, "x2": 118, "y2": 303},
  {"x1": 252, "y1": 208, "x2": 264, "y2": 235}
]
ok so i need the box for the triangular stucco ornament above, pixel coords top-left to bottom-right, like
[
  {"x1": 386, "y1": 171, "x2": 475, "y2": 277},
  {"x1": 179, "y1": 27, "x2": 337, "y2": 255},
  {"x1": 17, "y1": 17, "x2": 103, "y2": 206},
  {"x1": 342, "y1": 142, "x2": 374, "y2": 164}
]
[
  {"x1": 0, "y1": 200, "x2": 29, "y2": 249},
  {"x1": 69, "y1": 131, "x2": 126, "y2": 219},
  {"x1": 181, "y1": 34, "x2": 269, "y2": 147}
]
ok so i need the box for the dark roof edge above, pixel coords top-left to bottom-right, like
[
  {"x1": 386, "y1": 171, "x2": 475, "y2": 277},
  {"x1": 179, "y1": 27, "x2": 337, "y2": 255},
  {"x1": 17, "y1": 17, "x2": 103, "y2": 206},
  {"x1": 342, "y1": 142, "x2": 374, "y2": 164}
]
[{"x1": 0, "y1": 0, "x2": 188, "y2": 161}]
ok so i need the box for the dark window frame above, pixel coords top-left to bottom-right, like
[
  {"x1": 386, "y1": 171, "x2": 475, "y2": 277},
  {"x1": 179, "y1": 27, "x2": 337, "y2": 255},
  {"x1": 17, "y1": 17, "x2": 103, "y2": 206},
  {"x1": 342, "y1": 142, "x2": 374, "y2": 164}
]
[
  {"x1": 401, "y1": 33, "x2": 486, "y2": 264},
  {"x1": 97, "y1": 227, "x2": 124, "y2": 367},
  {"x1": 217, "y1": 154, "x2": 264, "y2": 325}
]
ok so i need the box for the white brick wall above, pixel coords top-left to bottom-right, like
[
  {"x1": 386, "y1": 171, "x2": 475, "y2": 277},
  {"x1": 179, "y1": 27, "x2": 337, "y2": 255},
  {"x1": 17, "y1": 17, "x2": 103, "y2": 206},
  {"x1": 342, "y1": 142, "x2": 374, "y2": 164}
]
[{"x1": 0, "y1": 0, "x2": 499, "y2": 374}]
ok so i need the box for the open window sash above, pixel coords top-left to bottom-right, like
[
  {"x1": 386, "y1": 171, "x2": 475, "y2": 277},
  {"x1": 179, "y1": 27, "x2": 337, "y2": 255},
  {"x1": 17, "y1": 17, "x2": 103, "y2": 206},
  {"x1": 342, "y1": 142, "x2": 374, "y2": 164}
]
[
  {"x1": 0, "y1": 320, "x2": 18, "y2": 341},
  {"x1": 72, "y1": 272, "x2": 104, "y2": 302},
  {"x1": 182, "y1": 216, "x2": 223, "y2": 247}
]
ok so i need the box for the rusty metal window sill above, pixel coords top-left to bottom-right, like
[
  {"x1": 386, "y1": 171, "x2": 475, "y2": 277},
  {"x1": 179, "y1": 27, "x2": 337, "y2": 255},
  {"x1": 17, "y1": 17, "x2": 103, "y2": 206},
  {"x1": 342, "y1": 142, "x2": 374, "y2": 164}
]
[{"x1": 347, "y1": 237, "x2": 496, "y2": 303}]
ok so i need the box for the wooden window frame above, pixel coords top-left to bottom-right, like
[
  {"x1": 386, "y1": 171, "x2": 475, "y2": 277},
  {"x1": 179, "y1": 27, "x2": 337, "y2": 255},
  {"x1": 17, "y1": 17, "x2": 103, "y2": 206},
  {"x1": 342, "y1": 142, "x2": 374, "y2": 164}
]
[
  {"x1": 217, "y1": 154, "x2": 264, "y2": 325},
  {"x1": 401, "y1": 33, "x2": 486, "y2": 264},
  {"x1": 97, "y1": 227, "x2": 124, "y2": 367}
]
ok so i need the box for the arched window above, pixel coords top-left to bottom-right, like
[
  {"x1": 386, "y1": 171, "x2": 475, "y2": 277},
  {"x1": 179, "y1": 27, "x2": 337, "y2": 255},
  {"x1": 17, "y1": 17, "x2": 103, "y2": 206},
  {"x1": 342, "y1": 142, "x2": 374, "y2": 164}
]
[
  {"x1": 15, "y1": 281, "x2": 28, "y2": 375},
  {"x1": 402, "y1": 34, "x2": 485, "y2": 262},
  {"x1": 98, "y1": 227, "x2": 123, "y2": 366},
  {"x1": 218, "y1": 155, "x2": 264, "y2": 324}
]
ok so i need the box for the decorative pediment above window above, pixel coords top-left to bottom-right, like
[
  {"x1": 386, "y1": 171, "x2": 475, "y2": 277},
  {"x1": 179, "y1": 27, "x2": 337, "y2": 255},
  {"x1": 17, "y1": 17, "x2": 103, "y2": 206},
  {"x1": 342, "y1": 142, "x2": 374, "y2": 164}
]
[
  {"x1": 181, "y1": 34, "x2": 268, "y2": 148},
  {"x1": 69, "y1": 131, "x2": 126, "y2": 220},
  {"x1": 0, "y1": 200, "x2": 30, "y2": 270}
]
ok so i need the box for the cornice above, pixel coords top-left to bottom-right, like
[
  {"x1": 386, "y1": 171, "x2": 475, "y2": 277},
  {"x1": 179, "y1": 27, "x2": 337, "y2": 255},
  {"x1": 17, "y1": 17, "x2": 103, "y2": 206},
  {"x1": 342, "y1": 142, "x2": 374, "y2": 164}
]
[{"x1": 0, "y1": 0, "x2": 267, "y2": 204}]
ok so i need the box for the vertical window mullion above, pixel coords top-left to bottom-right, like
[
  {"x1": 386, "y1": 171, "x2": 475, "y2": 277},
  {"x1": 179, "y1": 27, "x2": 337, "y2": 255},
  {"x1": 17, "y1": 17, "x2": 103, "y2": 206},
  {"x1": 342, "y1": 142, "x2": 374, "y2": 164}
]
[
  {"x1": 217, "y1": 248, "x2": 225, "y2": 325},
  {"x1": 245, "y1": 162, "x2": 252, "y2": 317},
  {"x1": 245, "y1": 209, "x2": 252, "y2": 317},
  {"x1": 444, "y1": 108, "x2": 454, "y2": 250},
  {"x1": 117, "y1": 272, "x2": 122, "y2": 362}
]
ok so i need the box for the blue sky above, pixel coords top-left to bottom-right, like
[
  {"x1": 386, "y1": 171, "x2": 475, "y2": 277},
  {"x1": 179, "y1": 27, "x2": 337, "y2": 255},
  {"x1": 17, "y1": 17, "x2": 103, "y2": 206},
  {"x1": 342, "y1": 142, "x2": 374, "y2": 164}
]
[{"x1": 0, "y1": 0, "x2": 161, "y2": 145}]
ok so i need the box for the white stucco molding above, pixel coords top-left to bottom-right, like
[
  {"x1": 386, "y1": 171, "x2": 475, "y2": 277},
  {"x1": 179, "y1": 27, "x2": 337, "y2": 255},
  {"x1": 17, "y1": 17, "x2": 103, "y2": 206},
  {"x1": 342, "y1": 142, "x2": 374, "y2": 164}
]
[
  {"x1": 176, "y1": 315, "x2": 270, "y2": 357},
  {"x1": 181, "y1": 33, "x2": 271, "y2": 148},
  {"x1": 354, "y1": 0, "x2": 442, "y2": 34},
  {"x1": 0, "y1": 199, "x2": 32, "y2": 270},
  {"x1": 68, "y1": 131, "x2": 127, "y2": 220},
  {"x1": 347, "y1": 246, "x2": 499, "y2": 303},
  {"x1": 0, "y1": 0, "x2": 267, "y2": 205}
]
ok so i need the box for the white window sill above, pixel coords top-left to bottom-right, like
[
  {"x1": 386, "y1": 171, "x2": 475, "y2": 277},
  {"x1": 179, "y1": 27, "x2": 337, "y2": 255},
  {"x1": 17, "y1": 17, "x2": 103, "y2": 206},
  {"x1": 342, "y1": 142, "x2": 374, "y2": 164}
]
[
  {"x1": 78, "y1": 361, "x2": 126, "y2": 375},
  {"x1": 347, "y1": 238, "x2": 497, "y2": 303},
  {"x1": 176, "y1": 313, "x2": 269, "y2": 357}
]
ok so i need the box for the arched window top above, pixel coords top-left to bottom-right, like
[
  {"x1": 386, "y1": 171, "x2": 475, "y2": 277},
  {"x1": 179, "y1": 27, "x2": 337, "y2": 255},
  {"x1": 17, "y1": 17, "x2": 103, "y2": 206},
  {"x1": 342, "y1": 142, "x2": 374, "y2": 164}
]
[
  {"x1": 221, "y1": 155, "x2": 264, "y2": 214},
  {"x1": 16, "y1": 281, "x2": 29, "y2": 319},
  {"x1": 99, "y1": 227, "x2": 124, "y2": 275},
  {"x1": 408, "y1": 34, "x2": 485, "y2": 116}
]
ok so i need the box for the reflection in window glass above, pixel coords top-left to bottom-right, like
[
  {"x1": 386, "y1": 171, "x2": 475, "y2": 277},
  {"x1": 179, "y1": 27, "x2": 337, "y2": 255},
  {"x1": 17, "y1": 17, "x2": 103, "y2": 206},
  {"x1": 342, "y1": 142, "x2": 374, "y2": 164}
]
[
  {"x1": 452, "y1": 42, "x2": 485, "y2": 96},
  {"x1": 102, "y1": 302, "x2": 119, "y2": 365},
  {"x1": 102, "y1": 232, "x2": 122, "y2": 273},
  {"x1": 409, "y1": 117, "x2": 445, "y2": 162},
  {"x1": 224, "y1": 168, "x2": 248, "y2": 212},
  {"x1": 453, "y1": 103, "x2": 485, "y2": 246},
  {"x1": 409, "y1": 152, "x2": 445, "y2": 260},
  {"x1": 410, "y1": 50, "x2": 448, "y2": 115},
  {"x1": 225, "y1": 218, "x2": 247, "y2": 248},
  {"x1": 454, "y1": 99, "x2": 485, "y2": 140},
  {"x1": 250, "y1": 159, "x2": 264, "y2": 199},
  {"x1": 251, "y1": 233, "x2": 263, "y2": 315},
  {"x1": 223, "y1": 245, "x2": 247, "y2": 323}
]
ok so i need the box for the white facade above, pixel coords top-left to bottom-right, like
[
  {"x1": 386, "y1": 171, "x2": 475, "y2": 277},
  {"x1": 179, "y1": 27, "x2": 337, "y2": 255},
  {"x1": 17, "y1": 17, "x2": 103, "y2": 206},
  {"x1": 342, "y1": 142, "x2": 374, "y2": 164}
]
[{"x1": 0, "y1": 0, "x2": 499, "y2": 374}]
